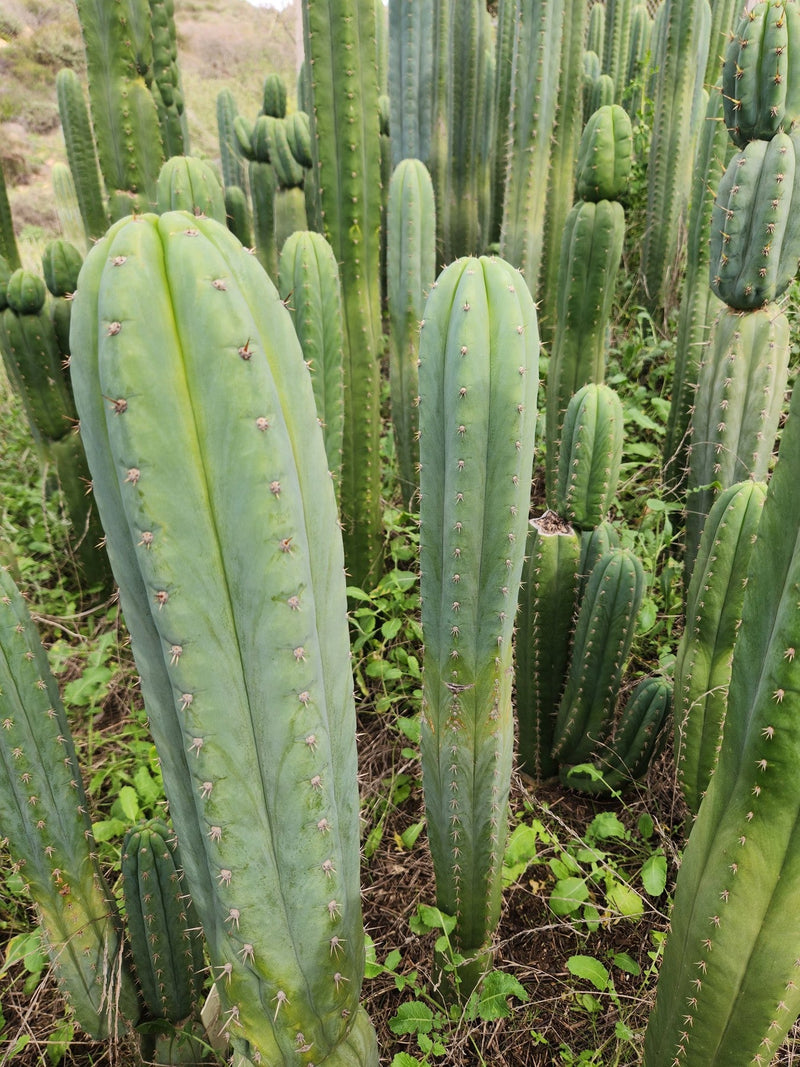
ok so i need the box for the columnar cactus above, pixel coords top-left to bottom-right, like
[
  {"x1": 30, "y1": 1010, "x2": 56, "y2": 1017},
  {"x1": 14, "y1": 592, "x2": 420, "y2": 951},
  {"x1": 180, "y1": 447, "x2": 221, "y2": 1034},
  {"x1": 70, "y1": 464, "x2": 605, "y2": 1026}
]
[
  {"x1": 386, "y1": 159, "x2": 436, "y2": 510},
  {"x1": 51, "y1": 163, "x2": 88, "y2": 255},
  {"x1": 722, "y1": 0, "x2": 800, "y2": 147},
  {"x1": 551, "y1": 548, "x2": 645, "y2": 766},
  {"x1": 643, "y1": 350, "x2": 800, "y2": 1067},
  {"x1": 516, "y1": 511, "x2": 581, "y2": 781},
  {"x1": 602, "y1": 0, "x2": 633, "y2": 103},
  {"x1": 156, "y1": 157, "x2": 227, "y2": 225},
  {"x1": 684, "y1": 303, "x2": 790, "y2": 577},
  {"x1": 148, "y1": 0, "x2": 189, "y2": 157},
  {"x1": 663, "y1": 86, "x2": 730, "y2": 490},
  {"x1": 278, "y1": 230, "x2": 346, "y2": 497},
  {"x1": 121, "y1": 818, "x2": 206, "y2": 1057},
  {"x1": 387, "y1": 0, "x2": 435, "y2": 170},
  {"x1": 674, "y1": 480, "x2": 767, "y2": 814},
  {"x1": 499, "y1": 0, "x2": 565, "y2": 289},
  {"x1": 418, "y1": 255, "x2": 539, "y2": 995},
  {"x1": 575, "y1": 104, "x2": 633, "y2": 202},
  {"x1": 640, "y1": 0, "x2": 711, "y2": 311},
  {"x1": 545, "y1": 199, "x2": 625, "y2": 504},
  {"x1": 69, "y1": 211, "x2": 378, "y2": 1065},
  {"x1": 302, "y1": 0, "x2": 384, "y2": 589},
  {"x1": 0, "y1": 566, "x2": 140, "y2": 1038},
  {"x1": 0, "y1": 161, "x2": 20, "y2": 269},
  {"x1": 217, "y1": 88, "x2": 247, "y2": 193},
  {"x1": 555, "y1": 382, "x2": 624, "y2": 531},
  {"x1": 56, "y1": 68, "x2": 109, "y2": 243}
]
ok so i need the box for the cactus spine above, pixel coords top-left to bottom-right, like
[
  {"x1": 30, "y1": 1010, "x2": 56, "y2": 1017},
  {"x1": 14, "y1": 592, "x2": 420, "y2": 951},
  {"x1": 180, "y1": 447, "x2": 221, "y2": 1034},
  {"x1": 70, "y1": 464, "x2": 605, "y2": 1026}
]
[
  {"x1": 278, "y1": 230, "x2": 346, "y2": 498},
  {"x1": 0, "y1": 566, "x2": 140, "y2": 1037},
  {"x1": 69, "y1": 211, "x2": 377, "y2": 1064},
  {"x1": 302, "y1": 0, "x2": 384, "y2": 589},
  {"x1": 387, "y1": 159, "x2": 436, "y2": 510},
  {"x1": 643, "y1": 360, "x2": 800, "y2": 1067},
  {"x1": 675, "y1": 480, "x2": 767, "y2": 814},
  {"x1": 418, "y1": 256, "x2": 539, "y2": 995}
]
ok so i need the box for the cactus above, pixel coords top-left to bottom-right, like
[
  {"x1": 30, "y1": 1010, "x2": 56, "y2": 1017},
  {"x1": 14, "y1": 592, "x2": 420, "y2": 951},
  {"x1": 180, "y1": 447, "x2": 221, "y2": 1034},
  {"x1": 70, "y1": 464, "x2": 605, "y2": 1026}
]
[
  {"x1": 0, "y1": 566, "x2": 141, "y2": 1038},
  {"x1": 622, "y1": 3, "x2": 652, "y2": 116},
  {"x1": 302, "y1": 0, "x2": 384, "y2": 590},
  {"x1": 388, "y1": 0, "x2": 435, "y2": 169},
  {"x1": 149, "y1": 0, "x2": 188, "y2": 157},
  {"x1": 217, "y1": 89, "x2": 247, "y2": 192},
  {"x1": 487, "y1": 0, "x2": 517, "y2": 247},
  {"x1": 278, "y1": 230, "x2": 346, "y2": 497},
  {"x1": 249, "y1": 160, "x2": 279, "y2": 277},
  {"x1": 722, "y1": 0, "x2": 800, "y2": 147},
  {"x1": 224, "y1": 185, "x2": 253, "y2": 248},
  {"x1": 602, "y1": 0, "x2": 633, "y2": 103},
  {"x1": 709, "y1": 130, "x2": 800, "y2": 310},
  {"x1": 499, "y1": 0, "x2": 565, "y2": 289},
  {"x1": 643, "y1": 351, "x2": 800, "y2": 1067},
  {"x1": 0, "y1": 161, "x2": 20, "y2": 270},
  {"x1": 587, "y1": 2, "x2": 606, "y2": 60},
  {"x1": 56, "y1": 68, "x2": 109, "y2": 243},
  {"x1": 684, "y1": 303, "x2": 790, "y2": 578},
  {"x1": 675, "y1": 480, "x2": 767, "y2": 815},
  {"x1": 551, "y1": 548, "x2": 645, "y2": 766},
  {"x1": 418, "y1": 255, "x2": 539, "y2": 995},
  {"x1": 69, "y1": 210, "x2": 377, "y2": 1065},
  {"x1": 578, "y1": 520, "x2": 620, "y2": 602},
  {"x1": 262, "y1": 72, "x2": 288, "y2": 119},
  {"x1": 156, "y1": 156, "x2": 227, "y2": 225},
  {"x1": 516, "y1": 511, "x2": 581, "y2": 781},
  {"x1": 121, "y1": 819, "x2": 206, "y2": 1058},
  {"x1": 561, "y1": 676, "x2": 671, "y2": 793},
  {"x1": 51, "y1": 162, "x2": 88, "y2": 253},
  {"x1": 555, "y1": 382, "x2": 624, "y2": 531},
  {"x1": 575, "y1": 104, "x2": 633, "y2": 202},
  {"x1": 663, "y1": 85, "x2": 730, "y2": 490},
  {"x1": 640, "y1": 0, "x2": 711, "y2": 311},
  {"x1": 74, "y1": 0, "x2": 165, "y2": 217},
  {"x1": 545, "y1": 199, "x2": 626, "y2": 505},
  {"x1": 42, "y1": 238, "x2": 84, "y2": 366},
  {"x1": 386, "y1": 159, "x2": 436, "y2": 510}
]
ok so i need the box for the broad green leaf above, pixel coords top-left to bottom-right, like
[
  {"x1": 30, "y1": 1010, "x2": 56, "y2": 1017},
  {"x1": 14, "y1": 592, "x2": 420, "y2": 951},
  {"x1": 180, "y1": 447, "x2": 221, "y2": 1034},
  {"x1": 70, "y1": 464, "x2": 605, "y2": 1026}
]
[
  {"x1": 391, "y1": 1053, "x2": 424, "y2": 1066},
  {"x1": 606, "y1": 879, "x2": 643, "y2": 919},
  {"x1": 475, "y1": 971, "x2": 530, "y2": 1020},
  {"x1": 611, "y1": 951, "x2": 640, "y2": 976},
  {"x1": 588, "y1": 811, "x2": 627, "y2": 841},
  {"x1": 549, "y1": 877, "x2": 589, "y2": 916},
  {"x1": 567, "y1": 955, "x2": 609, "y2": 991},
  {"x1": 389, "y1": 1001, "x2": 434, "y2": 1036},
  {"x1": 641, "y1": 852, "x2": 667, "y2": 896}
]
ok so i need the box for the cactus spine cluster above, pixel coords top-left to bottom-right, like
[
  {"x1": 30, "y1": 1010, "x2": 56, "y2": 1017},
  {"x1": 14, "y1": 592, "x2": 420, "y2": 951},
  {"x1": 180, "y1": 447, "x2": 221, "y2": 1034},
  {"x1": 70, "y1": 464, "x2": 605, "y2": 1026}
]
[
  {"x1": 70, "y1": 211, "x2": 377, "y2": 1065},
  {"x1": 418, "y1": 255, "x2": 539, "y2": 995}
]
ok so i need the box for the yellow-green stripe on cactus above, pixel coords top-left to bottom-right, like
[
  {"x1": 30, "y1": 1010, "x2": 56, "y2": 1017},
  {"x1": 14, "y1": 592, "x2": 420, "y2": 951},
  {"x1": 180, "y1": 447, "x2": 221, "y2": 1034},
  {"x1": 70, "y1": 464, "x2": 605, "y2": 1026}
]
[
  {"x1": 722, "y1": 0, "x2": 800, "y2": 147},
  {"x1": 516, "y1": 511, "x2": 581, "y2": 782},
  {"x1": 555, "y1": 382, "x2": 624, "y2": 530},
  {"x1": 387, "y1": 158, "x2": 436, "y2": 510},
  {"x1": 561, "y1": 675, "x2": 671, "y2": 794},
  {"x1": 643, "y1": 347, "x2": 800, "y2": 1067},
  {"x1": 69, "y1": 212, "x2": 377, "y2": 1065},
  {"x1": 156, "y1": 156, "x2": 227, "y2": 225},
  {"x1": 675, "y1": 480, "x2": 767, "y2": 815},
  {"x1": 709, "y1": 130, "x2": 800, "y2": 309},
  {"x1": 684, "y1": 304, "x2": 790, "y2": 578},
  {"x1": 418, "y1": 255, "x2": 539, "y2": 996},
  {"x1": 0, "y1": 566, "x2": 140, "y2": 1038},
  {"x1": 575, "y1": 104, "x2": 632, "y2": 202},
  {"x1": 552, "y1": 548, "x2": 645, "y2": 766},
  {"x1": 278, "y1": 230, "x2": 346, "y2": 498}
]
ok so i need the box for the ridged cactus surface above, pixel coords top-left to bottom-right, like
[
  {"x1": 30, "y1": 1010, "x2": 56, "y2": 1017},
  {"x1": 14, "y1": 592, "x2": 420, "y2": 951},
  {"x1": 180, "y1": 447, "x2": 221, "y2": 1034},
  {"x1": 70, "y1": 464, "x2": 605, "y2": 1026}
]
[
  {"x1": 0, "y1": 566, "x2": 140, "y2": 1038},
  {"x1": 418, "y1": 255, "x2": 539, "y2": 993},
  {"x1": 555, "y1": 382, "x2": 624, "y2": 530},
  {"x1": 643, "y1": 347, "x2": 800, "y2": 1067},
  {"x1": 70, "y1": 211, "x2": 376, "y2": 1065},
  {"x1": 575, "y1": 104, "x2": 632, "y2": 202}
]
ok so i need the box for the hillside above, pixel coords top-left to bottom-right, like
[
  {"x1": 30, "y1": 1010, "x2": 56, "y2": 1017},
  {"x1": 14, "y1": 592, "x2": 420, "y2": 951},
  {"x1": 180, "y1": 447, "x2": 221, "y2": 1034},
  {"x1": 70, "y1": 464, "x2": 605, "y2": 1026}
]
[{"x1": 0, "y1": 0, "x2": 302, "y2": 251}]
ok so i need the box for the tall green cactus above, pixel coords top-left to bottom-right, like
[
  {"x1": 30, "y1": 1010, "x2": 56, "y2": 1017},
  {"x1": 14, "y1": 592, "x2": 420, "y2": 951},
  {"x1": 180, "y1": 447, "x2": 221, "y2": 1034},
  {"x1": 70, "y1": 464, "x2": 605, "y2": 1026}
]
[
  {"x1": 388, "y1": 0, "x2": 435, "y2": 169},
  {"x1": 499, "y1": 0, "x2": 565, "y2": 287},
  {"x1": 0, "y1": 566, "x2": 140, "y2": 1038},
  {"x1": 302, "y1": 0, "x2": 384, "y2": 589},
  {"x1": 640, "y1": 0, "x2": 711, "y2": 312},
  {"x1": 69, "y1": 211, "x2": 377, "y2": 1065},
  {"x1": 56, "y1": 68, "x2": 109, "y2": 243},
  {"x1": 149, "y1": 0, "x2": 189, "y2": 157},
  {"x1": 278, "y1": 230, "x2": 346, "y2": 498},
  {"x1": 418, "y1": 255, "x2": 539, "y2": 995},
  {"x1": 602, "y1": 0, "x2": 634, "y2": 102},
  {"x1": 0, "y1": 161, "x2": 21, "y2": 270},
  {"x1": 74, "y1": 0, "x2": 166, "y2": 218},
  {"x1": 156, "y1": 156, "x2": 227, "y2": 225},
  {"x1": 386, "y1": 159, "x2": 436, "y2": 510},
  {"x1": 643, "y1": 347, "x2": 800, "y2": 1067},
  {"x1": 684, "y1": 303, "x2": 790, "y2": 578},
  {"x1": 675, "y1": 480, "x2": 767, "y2": 814},
  {"x1": 217, "y1": 88, "x2": 248, "y2": 193},
  {"x1": 555, "y1": 382, "x2": 624, "y2": 531}
]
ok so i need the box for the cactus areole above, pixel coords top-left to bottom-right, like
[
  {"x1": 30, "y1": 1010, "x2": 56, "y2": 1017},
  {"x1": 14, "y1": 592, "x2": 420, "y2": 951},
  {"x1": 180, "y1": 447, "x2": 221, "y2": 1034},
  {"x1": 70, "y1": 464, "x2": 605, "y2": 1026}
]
[{"x1": 69, "y1": 212, "x2": 377, "y2": 1066}]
